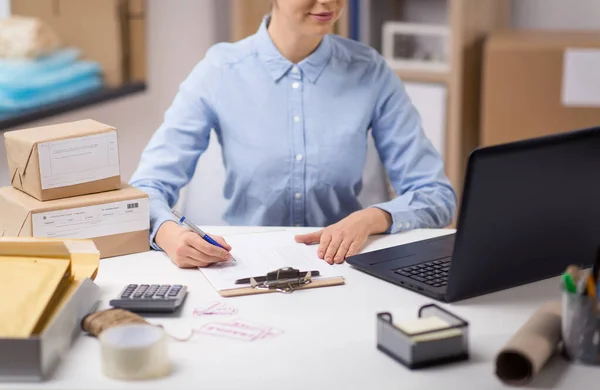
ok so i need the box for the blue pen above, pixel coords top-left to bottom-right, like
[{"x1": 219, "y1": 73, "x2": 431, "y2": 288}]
[{"x1": 171, "y1": 210, "x2": 236, "y2": 262}]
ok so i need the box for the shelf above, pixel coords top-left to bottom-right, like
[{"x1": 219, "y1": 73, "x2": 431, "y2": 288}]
[
  {"x1": 0, "y1": 82, "x2": 146, "y2": 131},
  {"x1": 394, "y1": 69, "x2": 450, "y2": 85}
]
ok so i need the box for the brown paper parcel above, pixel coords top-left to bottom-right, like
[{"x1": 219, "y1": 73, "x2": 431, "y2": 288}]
[
  {"x1": 0, "y1": 185, "x2": 149, "y2": 258},
  {"x1": 4, "y1": 119, "x2": 121, "y2": 201}
]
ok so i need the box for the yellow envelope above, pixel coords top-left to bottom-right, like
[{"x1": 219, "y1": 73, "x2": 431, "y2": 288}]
[
  {"x1": 0, "y1": 238, "x2": 100, "y2": 338},
  {"x1": 0, "y1": 257, "x2": 71, "y2": 338}
]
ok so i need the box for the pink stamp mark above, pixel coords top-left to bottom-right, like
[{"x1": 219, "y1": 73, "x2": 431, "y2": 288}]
[
  {"x1": 193, "y1": 302, "x2": 238, "y2": 316},
  {"x1": 194, "y1": 320, "x2": 284, "y2": 342}
]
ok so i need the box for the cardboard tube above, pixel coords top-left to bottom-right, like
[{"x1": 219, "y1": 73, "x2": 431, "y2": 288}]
[{"x1": 495, "y1": 301, "x2": 562, "y2": 386}]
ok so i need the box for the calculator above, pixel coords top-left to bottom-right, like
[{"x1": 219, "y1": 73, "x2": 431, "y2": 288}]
[{"x1": 109, "y1": 284, "x2": 188, "y2": 313}]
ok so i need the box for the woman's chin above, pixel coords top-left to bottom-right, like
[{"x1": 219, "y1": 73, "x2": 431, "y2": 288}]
[{"x1": 307, "y1": 24, "x2": 336, "y2": 36}]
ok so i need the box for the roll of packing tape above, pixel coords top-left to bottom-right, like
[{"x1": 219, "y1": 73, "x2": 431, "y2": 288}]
[{"x1": 99, "y1": 324, "x2": 170, "y2": 380}]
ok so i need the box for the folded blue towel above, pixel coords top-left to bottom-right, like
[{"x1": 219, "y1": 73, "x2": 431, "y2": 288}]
[
  {"x1": 0, "y1": 48, "x2": 81, "y2": 76},
  {"x1": 0, "y1": 74, "x2": 103, "y2": 112},
  {"x1": 0, "y1": 60, "x2": 101, "y2": 96}
]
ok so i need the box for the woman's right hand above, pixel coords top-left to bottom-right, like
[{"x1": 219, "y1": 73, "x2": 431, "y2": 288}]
[{"x1": 155, "y1": 221, "x2": 233, "y2": 268}]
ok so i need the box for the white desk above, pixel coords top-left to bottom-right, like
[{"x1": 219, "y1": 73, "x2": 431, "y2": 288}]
[{"x1": 2, "y1": 227, "x2": 597, "y2": 389}]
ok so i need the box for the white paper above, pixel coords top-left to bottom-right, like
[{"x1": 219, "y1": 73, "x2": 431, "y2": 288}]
[
  {"x1": 32, "y1": 198, "x2": 149, "y2": 239},
  {"x1": 199, "y1": 231, "x2": 342, "y2": 291},
  {"x1": 562, "y1": 48, "x2": 600, "y2": 107},
  {"x1": 37, "y1": 131, "x2": 120, "y2": 189}
]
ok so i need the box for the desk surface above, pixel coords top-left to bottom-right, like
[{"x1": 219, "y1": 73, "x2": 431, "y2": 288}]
[{"x1": 3, "y1": 227, "x2": 597, "y2": 389}]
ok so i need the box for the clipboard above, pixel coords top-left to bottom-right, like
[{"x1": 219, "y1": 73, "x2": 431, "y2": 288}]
[{"x1": 205, "y1": 267, "x2": 345, "y2": 298}]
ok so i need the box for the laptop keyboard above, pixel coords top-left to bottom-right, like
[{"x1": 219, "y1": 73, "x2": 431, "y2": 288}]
[{"x1": 394, "y1": 258, "x2": 451, "y2": 288}]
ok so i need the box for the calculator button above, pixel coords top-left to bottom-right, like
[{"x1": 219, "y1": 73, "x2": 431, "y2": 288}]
[
  {"x1": 156, "y1": 285, "x2": 170, "y2": 297},
  {"x1": 168, "y1": 289, "x2": 179, "y2": 297},
  {"x1": 121, "y1": 285, "x2": 137, "y2": 298}
]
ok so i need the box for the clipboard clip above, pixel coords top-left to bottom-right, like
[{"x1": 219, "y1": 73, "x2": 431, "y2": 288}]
[{"x1": 249, "y1": 267, "x2": 314, "y2": 293}]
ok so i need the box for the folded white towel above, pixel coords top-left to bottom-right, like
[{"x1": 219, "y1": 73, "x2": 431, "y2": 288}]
[{"x1": 0, "y1": 16, "x2": 61, "y2": 59}]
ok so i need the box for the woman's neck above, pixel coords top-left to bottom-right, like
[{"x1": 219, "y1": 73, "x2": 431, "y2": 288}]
[{"x1": 267, "y1": 14, "x2": 323, "y2": 64}]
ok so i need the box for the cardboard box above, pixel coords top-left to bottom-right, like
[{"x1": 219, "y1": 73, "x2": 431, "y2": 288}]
[
  {"x1": 0, "y1": 185, "x2": 150, "y2": 258},
  {"x1": 0, "y1": 279, "x2": 99, "y2": 381},
  {"x1": 126, "y1": 0, "x2": 147, "y2": 82},
  {"x1": 480, "y1": 31, "x2": 600, "y2": 146},
  {"x1": 10, "y1": 0, "x2": 128, "y2": 86},
  {"x1": 4, "y1": 119, "x2": 121, "y2": 201},
  {"x1": 0, "y1": 238, "x2": 100, "y2": 381}
]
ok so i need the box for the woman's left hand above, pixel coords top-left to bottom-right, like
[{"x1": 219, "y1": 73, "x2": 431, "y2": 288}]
[{"x1": 295, "y1": 208, "x2": 392, "y2": 264}]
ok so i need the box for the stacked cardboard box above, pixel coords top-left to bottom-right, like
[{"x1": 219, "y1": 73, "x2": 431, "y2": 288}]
[{"x1": 1, "y1": 119, "x2": 150, "y2": 258}]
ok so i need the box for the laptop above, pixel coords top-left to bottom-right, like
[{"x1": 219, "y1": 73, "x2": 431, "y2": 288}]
[{"x1": 347, "y1": 126, "x2": 600, "y2": 302}]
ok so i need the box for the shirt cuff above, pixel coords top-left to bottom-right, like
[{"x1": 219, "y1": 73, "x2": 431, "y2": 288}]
[
  {"x1": 370, "y1": 195, "x2": 418, "y2": 234},
  {"x1": 149, "y1": 202, "x2": 176, "y2": 251}
]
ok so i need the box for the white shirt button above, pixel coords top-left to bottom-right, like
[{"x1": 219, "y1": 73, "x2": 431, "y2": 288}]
[
  {"x1": 296, "y1": 223, "x2": 301, "y2": 227},
  {"x1": 405, "y1": 222, "x2": 410, "y2": 229},
  {"x1": 291, "y1": 66, "x2": 299, "y2": 74},
  {"x1": 292, "y1": 82, "x2": 300, "y2": 89},
  {"x1": 296, "y1": 154, "x2": 303, "y2": 161},
  {"x1": 293, "y1": 116, "x2": 301, "y2": 123},
  {"x1": 295, "y1": 193, "x2": 302, "y2": 199},
  {"x1": 398, "y1": 223, "x2": 403, "y2": 229}
]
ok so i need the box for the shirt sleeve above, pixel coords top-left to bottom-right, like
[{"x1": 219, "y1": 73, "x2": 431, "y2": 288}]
[
  {"x1": 369, "y1": 57, "x2": 457, "y2": 234},
  {"x1": 129, "y1": 56, "x2": 220, "y2": 250}
]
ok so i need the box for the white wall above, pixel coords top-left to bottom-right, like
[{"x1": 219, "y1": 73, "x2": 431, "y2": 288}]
[{"x1": 0, "y1": 0, "x2": 8, "y2": 19}]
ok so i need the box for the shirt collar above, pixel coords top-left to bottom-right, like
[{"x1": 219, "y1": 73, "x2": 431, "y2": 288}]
[{"x1": 253, "y1": 14, "x2": 332, "y2": 83}]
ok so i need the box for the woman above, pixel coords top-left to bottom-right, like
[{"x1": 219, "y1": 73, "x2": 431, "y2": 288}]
[{"x1": 129, "y1": 0, "x2": 457, "y2": 268}]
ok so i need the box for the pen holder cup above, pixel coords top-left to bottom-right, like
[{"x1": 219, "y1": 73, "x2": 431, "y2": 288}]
[{"x1": 561, "y1": 292, "x2": 600, "y2": 365}]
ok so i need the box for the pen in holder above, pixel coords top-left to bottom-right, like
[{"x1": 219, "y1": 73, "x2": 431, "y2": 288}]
[{"x1": 561, "y1": 290, "x2": 600, "y2": 365}]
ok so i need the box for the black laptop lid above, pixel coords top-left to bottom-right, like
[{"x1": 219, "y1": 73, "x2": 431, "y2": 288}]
[{"x1": 446, "y1": 126, "x2": 600, "y2": 301}]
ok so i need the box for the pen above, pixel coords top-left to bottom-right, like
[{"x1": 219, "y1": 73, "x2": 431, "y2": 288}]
[
  {"x1": 593, "y1": 246, "x2": 600, "y2": 284},
  {"x1": 562, "y1": 273, "x2": 577, "y2": 294},
  {"x1": 171, "y1": 209, "x2": 236, "y2": 263},
  {"x1": 235, "y1": 270, "x2": 320, "y2": 285},
  {"x1": 566, "y1": 265, "x2": 581, "y2": 283},
  {"x1": 586, "y1": 273, "x2": 596, "y2": 299},
  {"x1": 577, "y1": 269, "x2": 589, "y2": 296}
]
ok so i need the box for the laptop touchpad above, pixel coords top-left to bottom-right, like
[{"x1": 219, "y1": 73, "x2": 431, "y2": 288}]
[{"x1": 369, "y1": 253, "x2": 416, "y2": 267}]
